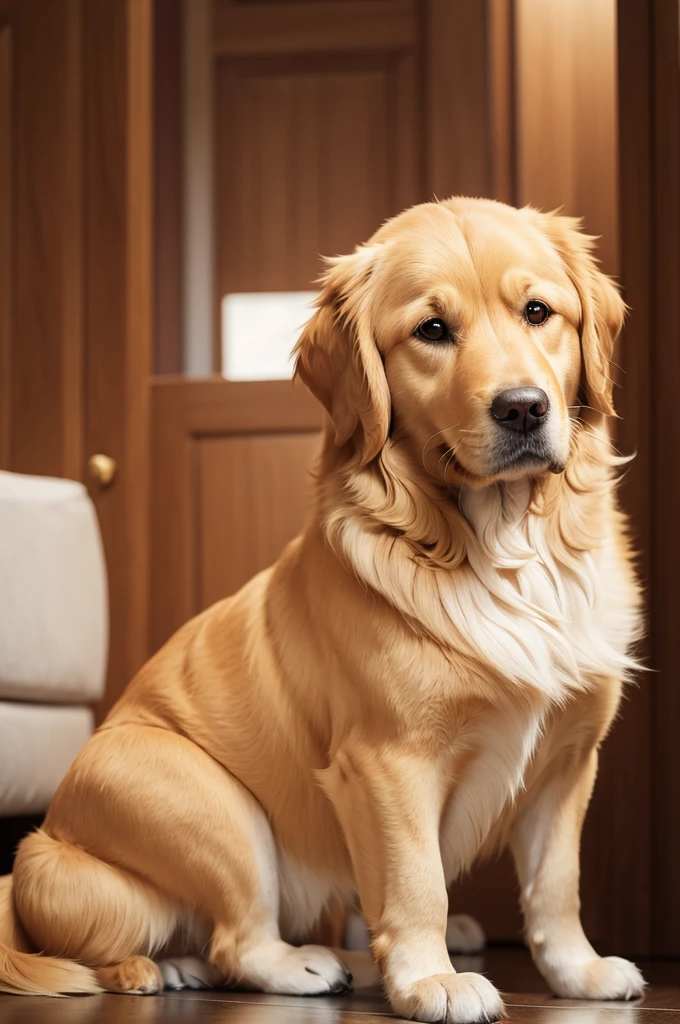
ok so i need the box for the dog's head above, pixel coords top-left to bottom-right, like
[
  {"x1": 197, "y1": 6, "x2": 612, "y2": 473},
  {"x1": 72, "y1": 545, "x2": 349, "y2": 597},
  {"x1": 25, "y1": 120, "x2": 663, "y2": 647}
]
[{"x1": 295, "y1": 198, "x2": 625, "y2": 488}]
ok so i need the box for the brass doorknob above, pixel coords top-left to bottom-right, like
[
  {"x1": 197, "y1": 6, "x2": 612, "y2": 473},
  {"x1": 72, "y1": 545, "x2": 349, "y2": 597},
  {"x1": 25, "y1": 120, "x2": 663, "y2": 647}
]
[{"x1": 88, "y1": 453, "x2": 117, "y2": 488}]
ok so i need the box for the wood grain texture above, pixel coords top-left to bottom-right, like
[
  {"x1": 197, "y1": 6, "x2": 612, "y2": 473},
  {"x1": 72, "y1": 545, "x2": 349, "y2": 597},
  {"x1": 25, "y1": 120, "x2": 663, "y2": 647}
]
[
  {"x1": 0, "y1": 24, "x2": 11, "y2": 469},
  {"x1": 183, "y1": 0, "x2": 215, "y2": 374},
  {"x1": 84, "y1": 0, "x2": 153, "y2": 719},
  {"x1": 198, "y1": 432, "x2": 320, "y2": 607},
  {"x1": 649, "y1": 0, "x2": 680, "y2": 956},
  {"x1": 84, "y1": 0, "x2": 129, "y2": 720},
  {"x1": 2, "y1": 947, "x2": 680, "y2": 1023},
  {"x1": 61, "y1": 0, "x2": 84, "y2": 482},
  {"x1": 608, "y1": 0, "x2": 654, "y2": 958},
  {"x1": 151, "y1": 377, "x2": 322, "y2": 653},
  {"x1": 214, "y1": 0, "x2": 416, "y2": 55},
  {"x1": 10, "y1": 0, "x2": 83, "y2": 477},
  {"x1": 515, "y1": 0, "x2": 619, "y2": 274},
  {"x1": 213, "y1": 0, "x2": 506, "y2": 309},
  {"x1": 216, "y1": 51, "x2": 420, "y2": 297},
  {"x1": 424, "y1": 0, "x2": 492, "y2": 200},
  {"x1": 489, "y1": 0, "x2": 516, "y2": 205},
  {"x1": 153, "y1": 0, "x2": 182, "y2": 374},
  {"x1": 124, "y1": 0, "x2": 153, "y2": 701}
]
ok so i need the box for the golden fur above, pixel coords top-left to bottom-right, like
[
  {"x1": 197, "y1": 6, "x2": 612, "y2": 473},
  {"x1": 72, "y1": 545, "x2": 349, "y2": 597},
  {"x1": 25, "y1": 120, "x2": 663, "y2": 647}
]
[{"x1": 0, "y1": 197, "x2": 645, "y2": 1023}]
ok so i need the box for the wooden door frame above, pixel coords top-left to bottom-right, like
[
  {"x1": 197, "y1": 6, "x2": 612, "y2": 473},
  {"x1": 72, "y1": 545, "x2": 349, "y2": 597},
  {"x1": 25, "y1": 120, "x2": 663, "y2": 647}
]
[
  {"x1": 618, "y1": 0, "x2": 680, "y2": 956},
  {"x1": 0, "y1": 0, "x2": 84, "y2": 480},
  {"x1": 83, "y1": 0, "x2": 154, "y2": 718},
  {"x1": 649, "y1": 0, "x2": 680, "y2": 956},
  {"x1": 0, "y1": 6, "x2": 11, "y2": 469}
]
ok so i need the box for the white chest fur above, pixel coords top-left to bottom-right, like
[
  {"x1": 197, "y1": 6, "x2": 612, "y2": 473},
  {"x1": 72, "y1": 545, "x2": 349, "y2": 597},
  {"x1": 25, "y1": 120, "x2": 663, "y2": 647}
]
[
  {"x1": 450, "y1": 480, "x2": 639, "y2": 698},
  {"x1": 330, "y1": 471, "x2": 640, "y2": 877},
  {"x1": 439, "y1": 700, "x2": 545, "y2": 881},
  {"x1": 436, "y1": 480, "x2": 639, "y2": 878}
]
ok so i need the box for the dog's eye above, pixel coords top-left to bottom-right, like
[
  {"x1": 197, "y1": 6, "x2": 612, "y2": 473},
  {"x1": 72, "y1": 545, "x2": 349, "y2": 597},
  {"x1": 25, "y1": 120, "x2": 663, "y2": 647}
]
[
  {"x1": 525, "y1": 300, "x2": 552, "y2": 326},
  {"x1": 415, "y1": 318, "x2": 451, "y2": 343}
]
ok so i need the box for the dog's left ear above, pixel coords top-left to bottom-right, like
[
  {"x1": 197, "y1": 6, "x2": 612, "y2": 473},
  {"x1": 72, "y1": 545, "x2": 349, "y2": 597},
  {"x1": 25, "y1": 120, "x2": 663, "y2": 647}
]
[
  {"x1": 537, "y1": 212, "x2": 626, "y2": 417},
  {"x1": 294, "y1": 243, "x2": 390, "y2": 465}
]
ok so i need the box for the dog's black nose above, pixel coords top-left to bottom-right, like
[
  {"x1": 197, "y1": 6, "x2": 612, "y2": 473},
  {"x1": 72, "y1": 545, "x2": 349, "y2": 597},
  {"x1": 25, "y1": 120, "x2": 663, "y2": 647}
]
[{"x1": 491, "y1": 388, "x2": 549, "y2": 432}]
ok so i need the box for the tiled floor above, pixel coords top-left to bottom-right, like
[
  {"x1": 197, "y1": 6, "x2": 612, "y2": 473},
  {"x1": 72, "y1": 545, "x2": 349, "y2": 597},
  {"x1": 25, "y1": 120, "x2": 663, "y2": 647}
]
[{"x1": 1, "y1": 947, "x2": 679, "y2": 1024}]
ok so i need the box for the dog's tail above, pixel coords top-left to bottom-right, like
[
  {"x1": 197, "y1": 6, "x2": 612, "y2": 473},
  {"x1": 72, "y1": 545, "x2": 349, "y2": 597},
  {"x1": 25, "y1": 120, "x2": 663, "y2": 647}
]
[{"x1": 0, "y1": 874, "x2": 101, "y2": 996}]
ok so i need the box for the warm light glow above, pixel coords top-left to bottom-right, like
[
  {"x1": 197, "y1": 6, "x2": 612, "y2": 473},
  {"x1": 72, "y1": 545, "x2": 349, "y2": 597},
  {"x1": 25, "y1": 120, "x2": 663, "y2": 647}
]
[{"x1": 221, "y1": 292, "x2": 318, "y2": 382}]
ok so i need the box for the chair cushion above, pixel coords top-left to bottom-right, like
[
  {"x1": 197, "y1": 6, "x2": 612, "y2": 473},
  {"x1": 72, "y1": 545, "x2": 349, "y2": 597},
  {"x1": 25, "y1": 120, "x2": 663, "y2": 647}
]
[
  {"x1": 0, "y1": 701, "x2": 94, "y2": 816},
  {"x1": 0, "y1": 471, "x2": 108, "y2": 703}
]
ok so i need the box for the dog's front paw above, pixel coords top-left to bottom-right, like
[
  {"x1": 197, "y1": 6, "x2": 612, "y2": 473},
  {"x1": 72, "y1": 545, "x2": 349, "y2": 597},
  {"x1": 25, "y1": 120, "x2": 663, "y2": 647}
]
[
  {"x1": 390, "y1": 972, "x2": 505, "y2": 1024},
  {"x1": 550, "y1": 957, "x2": 646, "y2": 1001}
]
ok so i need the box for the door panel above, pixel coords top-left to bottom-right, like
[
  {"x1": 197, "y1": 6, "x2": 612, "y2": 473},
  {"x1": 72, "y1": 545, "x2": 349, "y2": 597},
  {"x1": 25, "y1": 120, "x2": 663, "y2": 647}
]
[
  {"x1": 84, "y1": 0, "x2": 153, "y2": 719},
  {"x1": 198, "y1": 432, "x2": 320, "y2": 607},
  {"x1": 211, "y1": 0, "x2": 500, "y2": 367},
  {"x1": 0, "y1": 0, "x2": 83, "y2": 480},
  {"x1": 515, "y1": 0, "x2": 619, "y2": 274},
  {"x1": 217, "y1": 52, "x2": 419, "y2": 296},
  {"x1": 0, "y1": 18, "x2": 11, "y2": 467},
  {"x1": 151, "y1": 378, "x2": 322, "y2": 652}
]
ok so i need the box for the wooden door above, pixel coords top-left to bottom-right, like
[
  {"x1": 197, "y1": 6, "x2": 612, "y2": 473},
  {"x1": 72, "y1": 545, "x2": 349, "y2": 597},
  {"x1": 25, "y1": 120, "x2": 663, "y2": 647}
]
[
  {"x1": 0, "y1": 0, "x2": 155, "y2": 724},
  {"x1": 81, "y1": 0, "x2": 154, "y2": 721},
  {"x1": 0, "y1": 0, "x2": 84, "y2": 480},
  {"x1": 618, "y1": 0, "x2": 680, "y2": 957}
]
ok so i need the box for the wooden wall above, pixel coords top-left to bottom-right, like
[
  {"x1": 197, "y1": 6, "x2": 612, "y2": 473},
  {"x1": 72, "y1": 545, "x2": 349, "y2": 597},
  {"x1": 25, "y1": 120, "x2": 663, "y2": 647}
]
[
  {"x1": 618, "y1": 0, "x2": 680, "y2": 957},
  {"x1": 515, "y1": 0, "x2": 619, "y2": 273},
  {"x1": 0, "y1": 0, "x2": 154, "y2": 719},
  {"x1": 0, "y1": 0, "x2": 84, "y2": 480},
  {"x1": 648, "y1": 0, "x2": 680, "y2": 958},
  {"x1": 83, "y1": 0, "x2": 153, "y2": 718},
  {"x1": 0, "y1": 8, "x2": 10, "y2": 469}
]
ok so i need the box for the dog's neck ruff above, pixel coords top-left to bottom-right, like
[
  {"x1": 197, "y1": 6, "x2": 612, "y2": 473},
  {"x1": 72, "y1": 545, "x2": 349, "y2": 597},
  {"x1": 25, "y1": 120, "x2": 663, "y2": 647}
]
[{"x1": 318, "y1": 426, "x2": 641, "y2": 703}]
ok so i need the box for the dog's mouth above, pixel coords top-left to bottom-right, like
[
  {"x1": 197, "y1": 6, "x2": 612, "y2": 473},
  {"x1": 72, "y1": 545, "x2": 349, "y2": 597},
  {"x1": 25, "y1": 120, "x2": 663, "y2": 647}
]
[
  {"x1": 435, "y1": 446, "x2": 487, "y2": 486},
  {"x1": 490, "y1": 432, "x2": 565, "y2": 477},
  {"x1": 436, "y1": 439, "x2": 565, "y2": 486}
]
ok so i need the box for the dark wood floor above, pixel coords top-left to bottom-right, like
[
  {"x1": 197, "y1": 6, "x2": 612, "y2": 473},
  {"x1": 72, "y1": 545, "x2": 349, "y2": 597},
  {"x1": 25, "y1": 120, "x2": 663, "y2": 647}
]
[{"x1": 1, "y1": 947, "x2": 680, "y2": 1024}]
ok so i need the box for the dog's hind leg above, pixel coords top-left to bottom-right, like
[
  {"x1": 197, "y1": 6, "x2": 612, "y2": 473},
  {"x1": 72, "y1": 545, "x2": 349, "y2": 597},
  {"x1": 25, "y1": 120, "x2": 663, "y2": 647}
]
[
  {"x1": 13, "y1": 829, "x2": 179, "y2": 973},
  {"x1": 204, "y1": 791, "x2": 351, "y2": 995},
  {"x1": 95, "y1": 957, "x2": 164, "y2": 994},
  {"x1": 29, "y1": 725, "x2": 351, "y2": 996}
]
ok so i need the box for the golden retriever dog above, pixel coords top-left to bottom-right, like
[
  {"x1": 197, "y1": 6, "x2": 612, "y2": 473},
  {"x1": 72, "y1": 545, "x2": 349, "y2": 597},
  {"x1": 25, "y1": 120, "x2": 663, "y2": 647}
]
[{"x1": 0, "y1": 197, "x2": 645, "y2": 1023}]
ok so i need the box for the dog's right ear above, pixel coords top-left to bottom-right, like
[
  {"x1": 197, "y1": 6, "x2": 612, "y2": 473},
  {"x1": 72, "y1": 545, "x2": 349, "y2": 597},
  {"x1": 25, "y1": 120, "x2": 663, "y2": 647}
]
[{"x1": 294, "y1": 244, "x2": 390, "y2": 466}]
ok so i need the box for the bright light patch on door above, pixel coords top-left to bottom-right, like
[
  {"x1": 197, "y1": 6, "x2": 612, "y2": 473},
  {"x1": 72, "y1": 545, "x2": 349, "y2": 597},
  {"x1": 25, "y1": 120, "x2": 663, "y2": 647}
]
[{"x1": 221, "y1": 292, "x2": 318, "y2": 381}]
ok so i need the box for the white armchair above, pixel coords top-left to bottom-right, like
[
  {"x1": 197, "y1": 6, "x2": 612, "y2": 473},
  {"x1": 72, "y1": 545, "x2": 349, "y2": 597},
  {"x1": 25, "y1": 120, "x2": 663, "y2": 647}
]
[{"x1": 0, "y1": 471, "x2": 108, "y2": 816}]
